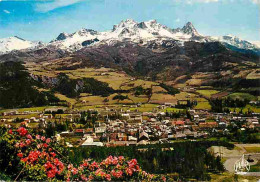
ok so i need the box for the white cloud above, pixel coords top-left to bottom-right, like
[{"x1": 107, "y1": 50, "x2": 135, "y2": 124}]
[
  {"x1": 176, "y1": 0, "x2": 219, "y2": 4},
  {"x1": 35, "y1": 0, "x2": 84, "y2": 13},
  {"x1": 3, "y1": 9, "x2": 10, "y2": 14},
  {"x1": 175, "y1": 18, "x2": 181, "y2": 23},
  {"x1": 251, "y1": 0, "x2": 260, "y2": 4},
  {"x1": 177, "y1": 0, "x2": 260, "y2": 4},
  {"x1": 189, "y1": 0, "x2": 218, "y2": 3}
]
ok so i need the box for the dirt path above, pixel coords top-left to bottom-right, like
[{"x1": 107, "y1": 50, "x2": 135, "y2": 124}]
[{"x1": 224, "y1": 158, "x2": 239, "y2": 172}]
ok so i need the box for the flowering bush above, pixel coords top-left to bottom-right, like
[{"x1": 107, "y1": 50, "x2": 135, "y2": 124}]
[{"x1": 0, "y1": 125, "x2": 166, "y2": 181}]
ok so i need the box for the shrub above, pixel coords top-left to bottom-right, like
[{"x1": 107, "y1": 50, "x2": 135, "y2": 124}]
[{"x1": 0, "y1": 125, "x2": 165, "y2": 181}]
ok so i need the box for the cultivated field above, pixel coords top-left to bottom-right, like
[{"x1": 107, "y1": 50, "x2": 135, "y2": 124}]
[{"x1": 197, "y1": 90, "x2": 220, "y2": 98}]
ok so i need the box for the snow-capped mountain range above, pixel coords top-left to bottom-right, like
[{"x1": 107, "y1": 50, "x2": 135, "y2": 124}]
[
  {"x1": 0, "y1": 19, "x2": 259, "y2": 54},
  {"x1": 49, "y1": 19, "x2": 207, "y2": 50}
]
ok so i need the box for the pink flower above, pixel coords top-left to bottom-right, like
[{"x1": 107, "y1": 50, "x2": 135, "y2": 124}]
[
  {"x1": 21, "y1": 157, "x2": 28, "y2": 163},
  {"x1": 89, "y1": 161, "x2": 99, "y2": 171},
  {"x1": 27, "y1": 150, "x2": 40, "y2": 163},
  {"x1": 50, "y1": 152, "x2": 56, "y2": 158},
  {"x1": 161, "y1": 176, "x2": 166, "y2": 182},
  {"x1": 95, "y1": 168, "x2": 103, "y2": 176},
  {"x1": 40, "y1": 151, "x2": 48, "y2": 159},
  {"x1": 53, "y1": 159, "x2": 64, "y2": 174},
  {"x1": 116, "y1": 164, "x2": 122, "y2": 169},
  {"x1": 71, "y1": 168, "x2": 78, "y2": 175},
  {"x1": 82, "y1": 160, "x2": 89, "y2": 167},
  {"x1": 44, "y1": 161, "x2": 53, "y2": 169},
  {"x1": 118, "y1": 156, "x2": 125, "y2": 164},
  {"x1": 8, "y1": 129, "x2": 13, "y2": 134},
  {"x1": 17, "y1": 153, "x2": 23, "y2": 158},
  {"x1": 126, "y1": 167, "x2": 133, "y2": 176},
  {"x1": 15, "y1": 142, "x2": 19, "y2": 148},
  {"x1": 44, "y1": 160, "x2": 59, "y2": 178},
  {"x1": 19, "y1": 142, "x2": 26, "y2": 148},
  {"x1": 46, "y1": 138, "x2": 51, "y2": 143},
  {"x1": 47, "y1": 170, "x2": 56, "y2": 178},
  {"x1": 26, "y1": 134, "x2": 32, "y2": 139},
  {"x1": 118, "y1": 156, "x2": 124, "y2": 161},
  {"x1": 25, "y1": 139, "x2": 31, "y2": 145},
  {"x1": 37, "y1": 144, "x2": 41, "y2": 149},
  {"x1": 68, "y1": 164, "x2": 73, "y2": 170},
  {"x1": 111, "y1": 169, "x2": 123, "y2": 178},
  {"x1": 53, "y1": 158, "x2": 59, "y2": 165},
  {"x1": 88, "y1": 175, "x2": 94, "y2": 181},
  {"x1": 36, "y1": 135, "x2": 41, "y2": 140},
  {"x1": 104, "y1": 156, "x2": 113, "y2": 165},
  {"x1": 135, "y1": 165, "x2": 140, "y2": 171},
  {"x1": 106, "y1": 174, "x2": 111, "y2": 181},
  {"x1": 41, "y1": 136, "x2": 46, "y2": 141},
  {"x1": 112, "y1": 157, "x2": 118, "y2": 165},
  {"x1": 81, "y1": 175, "x2": 87, "y2": 181},
  {"x1": 128, "y1": 159, "x2": 138, "y2": 168},
  {"x1": 17, "y1": 127, "x2": 28, "y2": 136}
]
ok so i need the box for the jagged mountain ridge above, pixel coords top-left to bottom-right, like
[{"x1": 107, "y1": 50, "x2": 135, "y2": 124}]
[
  {"x1": 49, "y1": 19, "x2": 259, "y2": 52},
  {"x1": 49, "y1": 19, "x2": 207, "y2": 51},
  {"x1": 0, "y1": 19, "x2": 259, "y2": 55}
]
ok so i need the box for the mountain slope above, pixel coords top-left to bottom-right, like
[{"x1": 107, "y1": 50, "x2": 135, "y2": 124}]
[{"x1": 40, "y1": 41, "x2": 258, "y2": 82}]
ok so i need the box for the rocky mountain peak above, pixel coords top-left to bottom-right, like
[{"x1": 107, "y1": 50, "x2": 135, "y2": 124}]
[
  {"x1": 78, "y1": 29, "x2": 98, "y2": 36},
  {"x1": 182, "y1": 22, "x2": 200, "y2": 36},
  {"x1": 136, "y1": 22, "x2": 148, "y2": 29},
  {"x1": 147, "y1": 19, "x2": 157, "y2": 24},
  {"x1": 116, "y1": 19, "x2": 137, "y2": 28},
  {"x1": 55, "y1": 32, "x2": 69, "y2": 41}
]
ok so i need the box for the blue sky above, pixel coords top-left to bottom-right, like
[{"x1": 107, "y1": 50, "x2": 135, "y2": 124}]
[{"x1": 0, "y1": 0, "x2": 259, "y2": 42}]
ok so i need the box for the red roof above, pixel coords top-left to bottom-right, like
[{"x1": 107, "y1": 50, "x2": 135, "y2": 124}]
[
  {"x1": 199, "y1": 122, "x2": 217, "y2": 127},
  {"x1": 85, "y1": 128, "x2": 93, "y2": 132},
  {"x1": 175, "y1": 121, "x2": 185, "y2": 125},
  {"x1": 75, "y1": 129, "x2": 84, "y2": 133}
]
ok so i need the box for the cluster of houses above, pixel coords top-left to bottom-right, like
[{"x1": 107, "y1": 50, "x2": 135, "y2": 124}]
[{"x1": 1, "y1": 106, "x2": 259, "y2": 148}]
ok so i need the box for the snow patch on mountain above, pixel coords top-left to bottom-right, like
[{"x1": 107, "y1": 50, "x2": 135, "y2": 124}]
[
  {"x1": 0, "y1": 36, "x2": 44, "y2": 54},
  {"x1": 212, "y1": 35, "x2": 258, "y2": 50},
  {"x1": 250, "y1": 41, "x2": 260, "y2": 48}
]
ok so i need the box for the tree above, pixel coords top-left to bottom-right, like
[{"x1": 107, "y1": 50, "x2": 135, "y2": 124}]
[{"x1": 216, "y1": 156, "x2": 224, "y2": 172}]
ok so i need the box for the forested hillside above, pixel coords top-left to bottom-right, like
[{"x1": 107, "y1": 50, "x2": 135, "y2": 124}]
[{"x1": 0, "y1": 62, "x2": 60, "y2": 108}]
